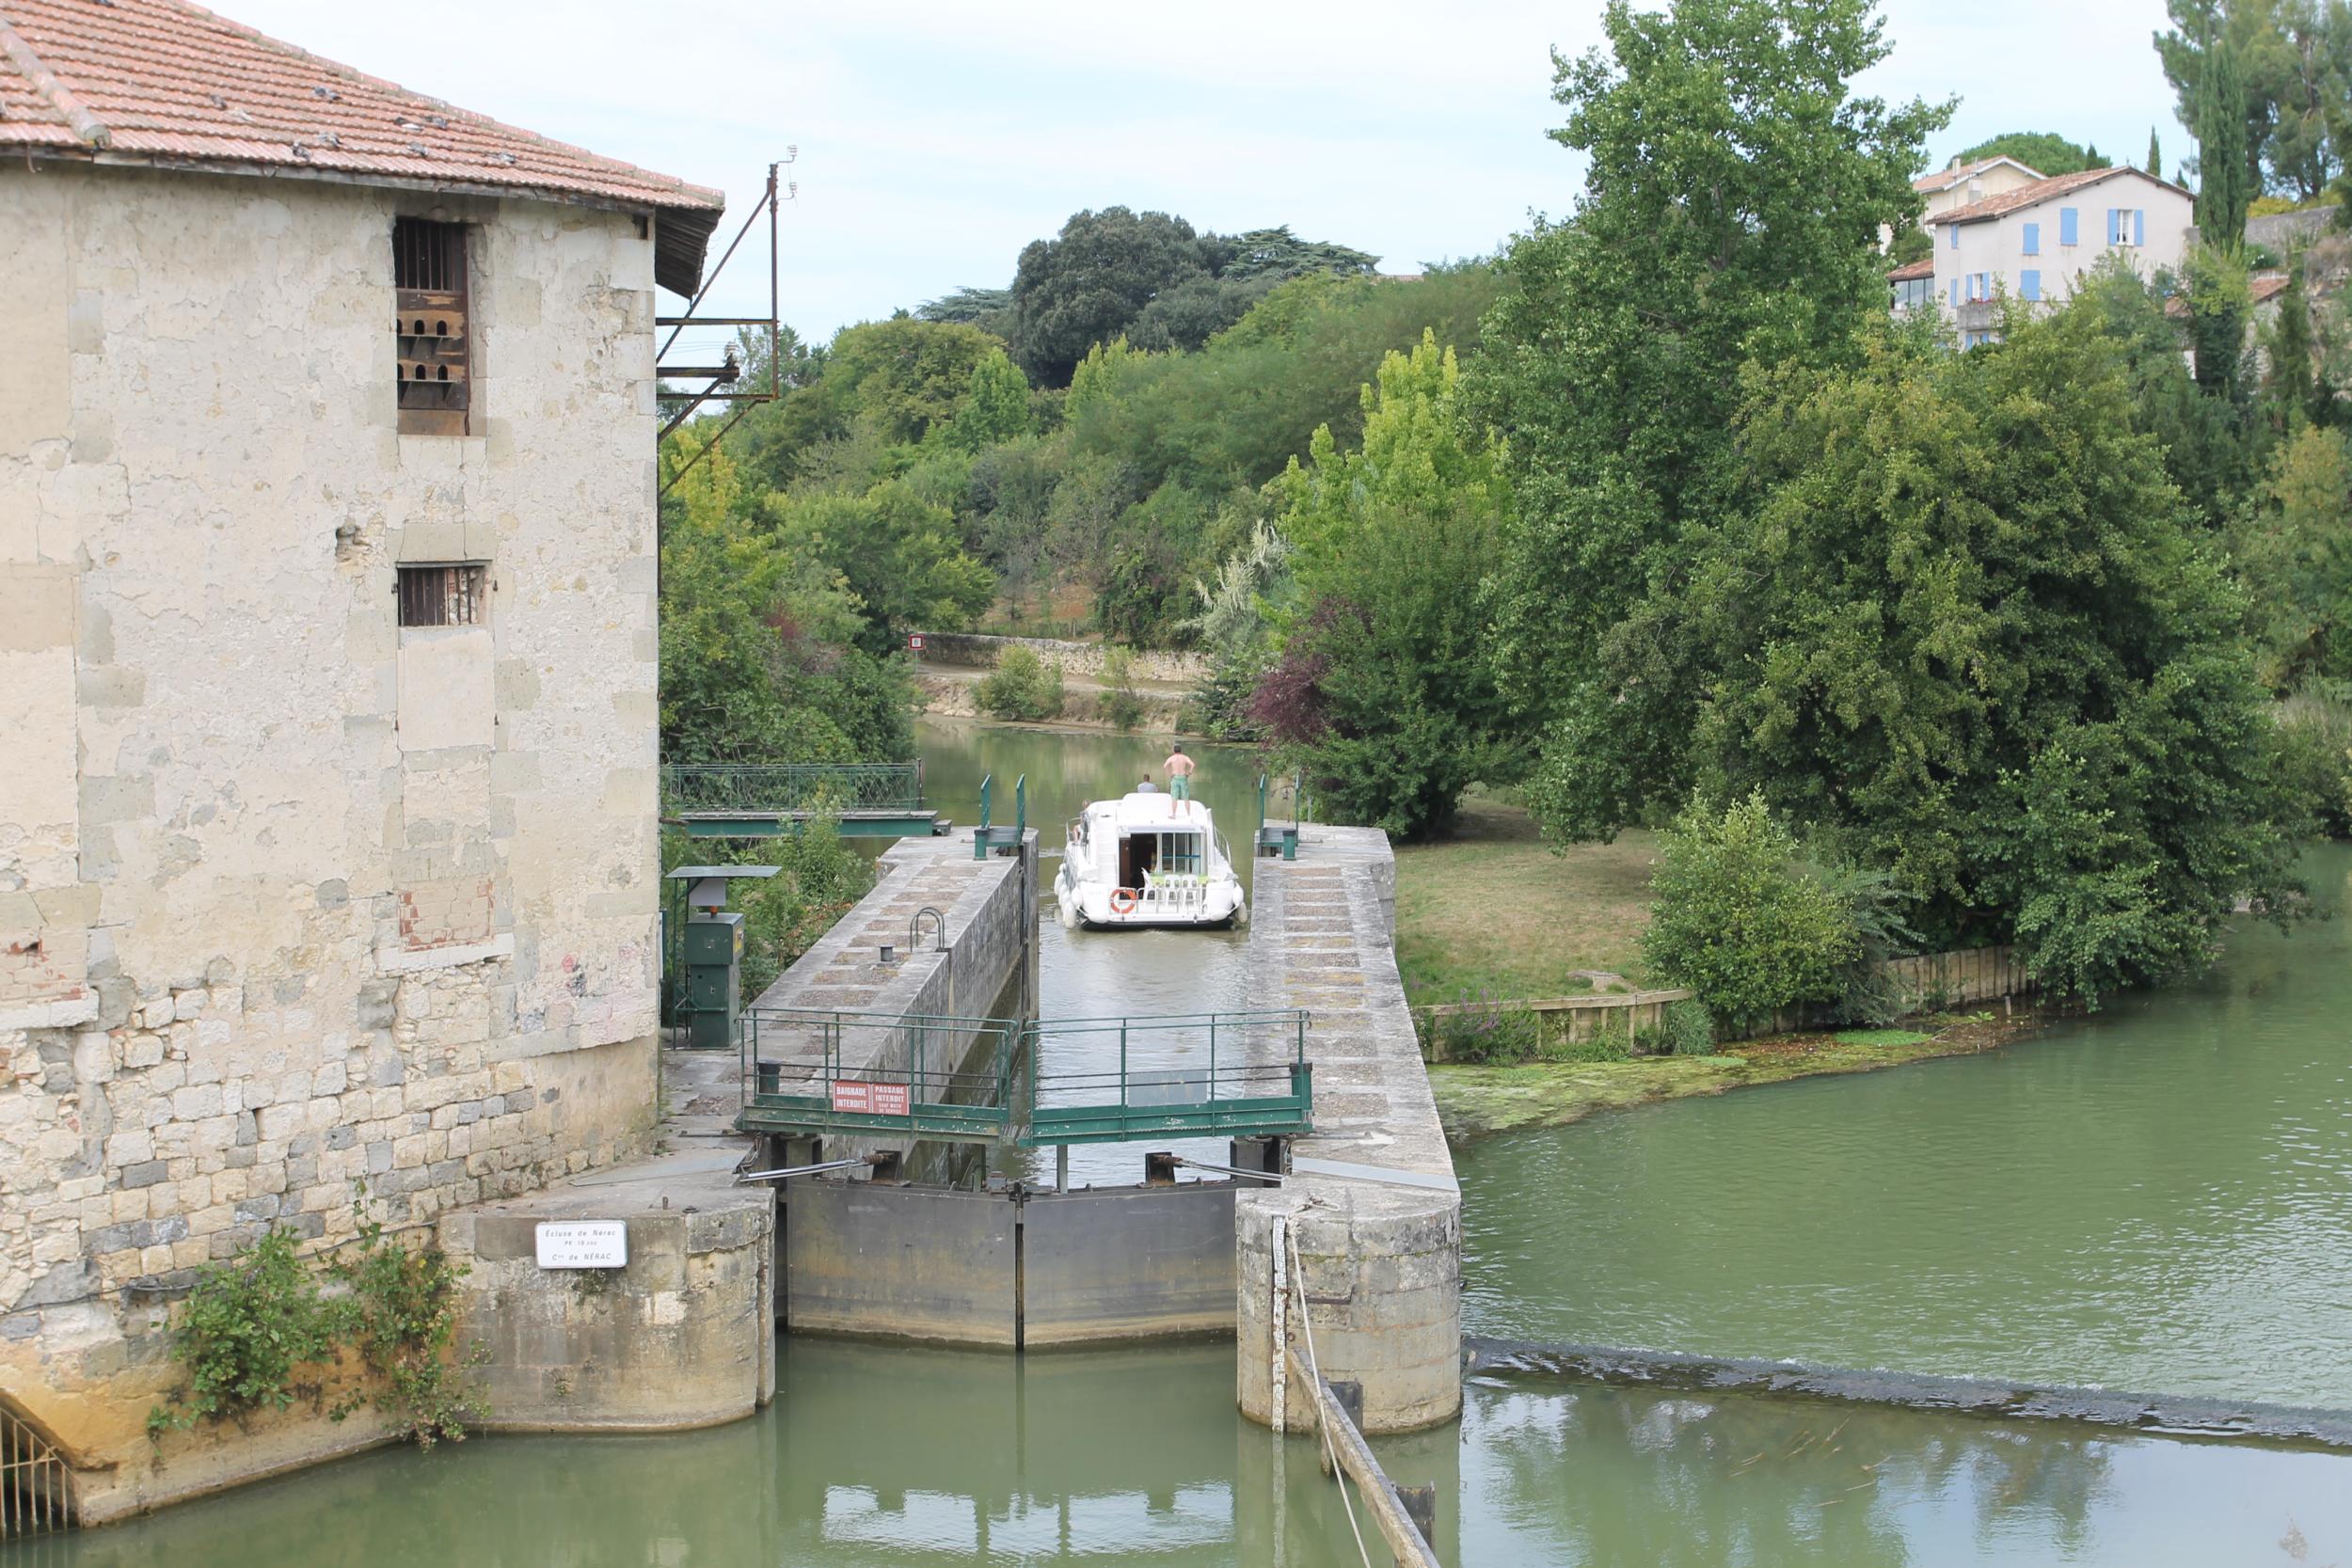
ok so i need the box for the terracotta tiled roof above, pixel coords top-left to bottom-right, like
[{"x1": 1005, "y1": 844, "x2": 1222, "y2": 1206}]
[
  {"x1": 0, "y1": 0, "x2": 723, "y2": 293},
  {"x1": 1931, "y1": 166, "x2": 2190, "y2": 228},
  {"x1": 2164, "y1": 271, "x2": 2292, "y2": 319},
  {"x1": 1886, "y1": 256, "x2": 1936, "y2": 281},
  {"x1": 1913, "y1": 154, "x2": 2042, "y2": 194}
]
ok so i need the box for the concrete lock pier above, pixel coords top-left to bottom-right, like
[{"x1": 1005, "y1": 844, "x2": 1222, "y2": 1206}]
[{"x1": 1235, "y1": 829, "x2": 1462, "y2": 1435}]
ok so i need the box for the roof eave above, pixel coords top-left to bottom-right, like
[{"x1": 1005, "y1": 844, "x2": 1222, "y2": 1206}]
[{"x1": 8, "y1": 143, "x2": 720, "y2": 293}]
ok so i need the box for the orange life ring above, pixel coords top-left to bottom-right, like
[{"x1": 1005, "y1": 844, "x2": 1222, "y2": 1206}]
[{"x1": 1108, "y1": 887, "x2": 1140, "y2": 915}]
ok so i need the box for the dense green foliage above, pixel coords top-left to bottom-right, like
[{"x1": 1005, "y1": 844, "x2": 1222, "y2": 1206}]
[
  {"x1": 738, "y1": 817, "x2": 874, "y2": 997},
  {"x1": 1948, "y1": 130, "x2": 2106, "y2": 174},
  {"x1": 2157, "y1": 0, "x2": 2352, "y2": 201},
  {"x1": 658, "y1": 438, "x2": 914, "y2": 766},
  {"x1": 1004, "y1": 209, "x2": 1377, "y2": 386},
  {"x1": 1471, "y1": 0, "x2": 1950, "y2": 838},
  {"x1": 1251, "y1": 335, "x2": 1522, "y2": 838},
  {"x1": 1686, "y1": 313, "x2": 2304, "y2": 1001},
  {"x1": 648, "y1": 0, "x2": 2344, "y2": 1014},
  {"x1": 974, "y1": 645, "x2": 1067, "y2": 721}
]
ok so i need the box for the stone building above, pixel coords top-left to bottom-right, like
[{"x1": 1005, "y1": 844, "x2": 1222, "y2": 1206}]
[{"x1": 0, "y1": 0, "x2": 721, "y2": 1522}]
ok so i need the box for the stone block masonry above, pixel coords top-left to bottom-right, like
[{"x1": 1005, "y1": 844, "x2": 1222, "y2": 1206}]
[{"x1": 0, "y1": 161, "x2": 667, "y2": 1523}]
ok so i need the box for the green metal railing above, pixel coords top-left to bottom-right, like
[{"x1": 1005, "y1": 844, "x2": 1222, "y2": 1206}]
[
  {"x1": 665, "y1": 763, "x2": 927, "y2": 816},
  {"x1": 739, "y1": 1007, "x2": 1020, "y2": 1139},
  {"x1": 974, "y1": 771, "x2": 1026, "y2": 858},
  {"x1": 1020, "y1": 1010, "x2": 1313, "y2": 1147},
  {"x1": 734, "y1": 1006, "x2": 1314, "y2": 1146}
]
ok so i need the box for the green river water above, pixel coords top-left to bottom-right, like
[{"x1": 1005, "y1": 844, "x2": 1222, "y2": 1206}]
[{"x1": 13, "y1": 723, "x2": 2348, "y2": 1563}]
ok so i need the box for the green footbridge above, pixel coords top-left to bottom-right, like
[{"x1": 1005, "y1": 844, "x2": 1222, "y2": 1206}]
[
  {"x1": 736, "y1": 1007, "x2": 1314, "y2": 1148},
  {"x1": 663, "y1": 763, "x2": 948, "y2": 839}
]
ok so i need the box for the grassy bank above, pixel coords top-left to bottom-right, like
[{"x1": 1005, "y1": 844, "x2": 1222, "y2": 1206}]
[
  {"x1": 1429, "y1": 1013, "x2": 2043, "y2": 1139},
  {"x1": 1392, "y1": 792, "x2": 1660, "y2": 1004}
]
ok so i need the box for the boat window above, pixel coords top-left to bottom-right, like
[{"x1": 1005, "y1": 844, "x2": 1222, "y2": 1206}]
[{"x1": 1158, "y1": 832, "x2": 1203, "y2": 874}]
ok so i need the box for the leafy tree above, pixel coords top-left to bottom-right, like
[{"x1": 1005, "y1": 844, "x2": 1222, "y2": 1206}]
[
  {"x1": 1886, "y1": 225, "x2": 1933, "y2": 266},
  {"x1": 766, "y1": 480, "x2": 995, "y2": 653},
  {"x1": 1640, "y1": 793, "x2": 1863, "y2": 1033},
  {"x1": 1681, "y1": 310, "x2": 2305, "y2": 1002},
  {"x1": 938, "y1": 347, "x2": 1033, "y2": 452},
  {"x1": 2183, "y1": 239, "x2": 2255, "y2": 400},
  {"x1": 2233, "y1": 422, "x2": 2352, "y2": 686},
  {"x1": 1009, "y1": 207, "x2": 1218, "y2": 386},
  {"x1": 658, "y1": 435, "x2": 913, "y2": 765},
  {"x1": 1251, "y1": 334, "x2": 1521, "y2": 838},
  {"x1": 1947, "y1": 130, "x2": 2098, "y2": 174},
  {"x1": 917, "y1": 285, "x2": 1015, "y2": 332},
  {"x1": 2071, "y1": 258, "x2": 2258, "y2": 515},
  {"x1": 2261, "y1": 259, "x2": 2324, "y2": 431},
  {"x1": 736, "y1": 317, "x2": 1005, "y2": 490},
  {"x1": 1470, "y1": 0, "x2": 1948, "y2": 839},
  {"x1": 1216, "y1": 226, "x2": 1380, "y2": 282}
]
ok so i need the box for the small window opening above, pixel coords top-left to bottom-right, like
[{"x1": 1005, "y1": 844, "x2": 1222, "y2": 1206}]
[
  {"x1": 394, "y1": 217, "x2": 469, "y2": 435},
  {"x1": 397, "y1": 563, "x2": 486, "y2": 628}
]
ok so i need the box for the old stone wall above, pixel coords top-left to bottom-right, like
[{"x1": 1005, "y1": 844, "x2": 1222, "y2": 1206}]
[
  {"x1": 915, "y1": 631, "x2": 1210, "y2": 686},
  {"x1": 0, "y1": 162, "x2": 664, "y2": 1516}
]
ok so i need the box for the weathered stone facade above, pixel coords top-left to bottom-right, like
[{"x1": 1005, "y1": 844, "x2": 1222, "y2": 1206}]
[{"x1": 1, "y1": 160, "x2": 667, "y2": 1513}]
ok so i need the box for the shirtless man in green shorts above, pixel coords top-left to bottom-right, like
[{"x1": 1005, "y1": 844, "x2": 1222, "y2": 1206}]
[{"x1": 1164, "y1": 743, "x2": 1196, "y2": 817}]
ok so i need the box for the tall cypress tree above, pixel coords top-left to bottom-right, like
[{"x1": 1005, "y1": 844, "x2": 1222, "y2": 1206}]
[
  {"x1": 2147, "y1": 126, "x2": 2164, "y2": 177},
  {"x1": 2197, "y1": 36, "x2": 2251, "y2": 245}
]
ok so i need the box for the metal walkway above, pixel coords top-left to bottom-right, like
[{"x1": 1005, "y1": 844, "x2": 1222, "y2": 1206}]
[
  {"x1": 733, "y1": 1007, "x2": 1313, "y2": 1147},
  {"x1": 662, "y1": 763, "x2": 948, "y2": 838}
]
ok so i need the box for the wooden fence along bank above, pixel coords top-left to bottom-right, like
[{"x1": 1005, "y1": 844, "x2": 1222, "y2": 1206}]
[{"x1": 1414, "y1": 946, "x2": 2035, "y2": 1062}]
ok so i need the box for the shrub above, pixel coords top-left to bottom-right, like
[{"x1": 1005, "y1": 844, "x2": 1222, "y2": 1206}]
[
  {"x1": 1640, "y1": 792, "x2": 1863, "y2": 1035},
  {"x1": 2277, "y1": 689, "x2": 2352, "y2": 838},
  {"x1": 973, "y1": 644, "x2": 1066, "y2": 721},
  {"x1": 326, "y1": 1196, "x2": 479, "y2": 1449},
  {"x1": 1417, "y1": 992, "x2": 1540, "y2": 1064},
  {"x1": 1099, "y1": 646, "x2": 1146, "y2": 733},
  {"x1": 148, "y1": 1227, "x2": 337, "y2": 1438},
  {"x1": 1663, "y1": 998, "x2": 1717, "y2": 1056},
  {"x1": 739, "y1": 815, "x2": 874, "y2": 997}
]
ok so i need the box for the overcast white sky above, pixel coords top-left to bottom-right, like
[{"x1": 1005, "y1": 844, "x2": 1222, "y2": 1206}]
[{"x1": 230, "y1": 1, "x2": 2193, "y2": 339}]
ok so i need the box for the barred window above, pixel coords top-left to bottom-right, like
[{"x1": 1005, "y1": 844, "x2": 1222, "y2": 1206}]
[
  {"x1": 394, "y1": 217, "x2": 469, "y2": 435},
  {"x1": 397, "y1": 563, "x2": 485, "y2": 628}
]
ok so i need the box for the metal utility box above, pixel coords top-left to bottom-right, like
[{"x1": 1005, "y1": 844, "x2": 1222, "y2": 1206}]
[{"x1": 684, "y1": 911, "x2": 745, "y2": 1050}]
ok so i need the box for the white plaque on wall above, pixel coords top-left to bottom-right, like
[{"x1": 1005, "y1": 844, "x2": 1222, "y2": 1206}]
[{"x1": 534, "y1": 1220, "x2": 628, "y2": 1269}]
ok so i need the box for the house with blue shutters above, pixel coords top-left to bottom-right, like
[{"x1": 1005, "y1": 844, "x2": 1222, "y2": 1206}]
[{"x1": 1919, "y1": 166, "x2": 2197, "y2": 344}]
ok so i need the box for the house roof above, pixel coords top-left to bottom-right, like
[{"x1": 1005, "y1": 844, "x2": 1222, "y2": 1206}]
[
  {"x1": 1931, "y1": 166, "x2": 2191, "y2": 229},
  {"x1": 1913, "y1": 154, "x2": 2042, "y2": 194},
  {"x1": 0, "y1": 0, "x2": 723, "y2": 293},
  {"x1": 1885, "y1": 256, "x2": 1937, "y2": 282},
  {"x1": 2164, "y1": 271, "x2": 2292, "y2": 318}
]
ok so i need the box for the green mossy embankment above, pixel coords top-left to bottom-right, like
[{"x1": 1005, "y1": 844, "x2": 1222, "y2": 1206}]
[{"x1": 1430, "y1": 1018, "x2": 2041, "y2": 1140}]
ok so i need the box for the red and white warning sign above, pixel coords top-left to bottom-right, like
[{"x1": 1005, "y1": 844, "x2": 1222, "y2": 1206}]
[
  {"x1": 831, "y1": 1079, "x2": 911, "y2": 1117},
  {"x1": 908, "y1": 633, "x2": 927, "y2": 653}
]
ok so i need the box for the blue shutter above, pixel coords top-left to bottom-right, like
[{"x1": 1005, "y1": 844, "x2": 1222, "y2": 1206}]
[
  {"x1": 2134, "y1": 209, "x2": 2145, "y2": 246},
  {"x1": 1948, "y1": 223, "x2": 1959, "y2": 249},
  {"x1": 2023, "y1": 221, "x2": 2040, "y2": 255},
  {"x1": 2060, "y1": 207, "x2": 2079, "y2": 245},
  {"x1": 1950, "y1": 277, "x2": 1961, "y2": 308},
  {"x1": 2021, "y1": 269, "x2": 2042, "y2": 302}
]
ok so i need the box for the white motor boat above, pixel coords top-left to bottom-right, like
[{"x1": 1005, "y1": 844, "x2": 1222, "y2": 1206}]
[{"x1": 1054, "y1": 791, "x2": 1248, "y2": 930}]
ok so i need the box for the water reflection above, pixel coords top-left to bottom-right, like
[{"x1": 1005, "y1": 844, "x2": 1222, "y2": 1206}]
[{"x1": 18, "y1": 1339, "x2": 2352, "y2": 1565}]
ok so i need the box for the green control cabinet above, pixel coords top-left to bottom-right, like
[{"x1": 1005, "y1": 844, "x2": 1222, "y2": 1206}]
[{"x1": 683, "y1": 911, "x2": 746, "y2": 1050}]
